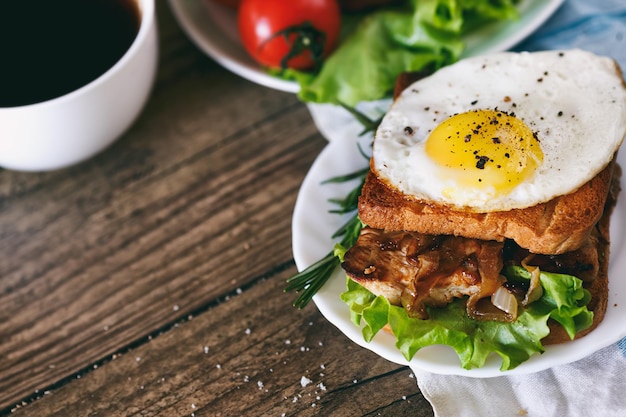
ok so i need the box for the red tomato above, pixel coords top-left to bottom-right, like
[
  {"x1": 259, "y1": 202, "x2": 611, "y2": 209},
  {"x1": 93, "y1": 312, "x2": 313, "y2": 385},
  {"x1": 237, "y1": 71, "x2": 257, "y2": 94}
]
[{"x1": 238, "y1": 0, "x2": 341, "y2": 70}]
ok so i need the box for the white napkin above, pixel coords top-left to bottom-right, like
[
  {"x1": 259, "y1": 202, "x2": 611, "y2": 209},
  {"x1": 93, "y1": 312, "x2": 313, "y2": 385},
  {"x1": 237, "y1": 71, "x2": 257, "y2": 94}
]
[
  {"x1": 306, "y1": 1, "x2": 626, "y2": 415},
  {"x1": 415, "y1": 340, "x2": 626, "y2": 417}
]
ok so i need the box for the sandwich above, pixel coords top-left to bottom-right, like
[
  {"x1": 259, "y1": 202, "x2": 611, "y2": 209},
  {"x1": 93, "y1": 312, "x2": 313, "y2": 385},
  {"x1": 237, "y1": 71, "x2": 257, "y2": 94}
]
[{"x1": 340, "y1": 49, "x2": 625, "y2": 370}]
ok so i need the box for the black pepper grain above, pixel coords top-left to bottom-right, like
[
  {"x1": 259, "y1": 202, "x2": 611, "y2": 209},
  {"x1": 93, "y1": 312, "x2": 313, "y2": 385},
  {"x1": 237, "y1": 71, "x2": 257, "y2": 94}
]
[{"x1": 475, "y1": 155, "x2": 489, "y2": 169}]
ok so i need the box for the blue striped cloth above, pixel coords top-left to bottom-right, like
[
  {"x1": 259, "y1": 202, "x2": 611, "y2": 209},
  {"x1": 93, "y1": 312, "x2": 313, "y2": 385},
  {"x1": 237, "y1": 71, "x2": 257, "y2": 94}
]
[{"x1": 515, "y1": 0, "x2": 626, "y2": 73}]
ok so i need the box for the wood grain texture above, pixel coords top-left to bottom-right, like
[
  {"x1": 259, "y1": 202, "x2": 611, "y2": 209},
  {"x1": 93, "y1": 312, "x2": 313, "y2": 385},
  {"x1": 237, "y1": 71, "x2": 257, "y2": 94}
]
[
  {"x1": 0, "y1": 2, "x2": 435, "y2": 416},
  {"x1": 8, "y1": 269, "x2": 433, "y2": 417}
]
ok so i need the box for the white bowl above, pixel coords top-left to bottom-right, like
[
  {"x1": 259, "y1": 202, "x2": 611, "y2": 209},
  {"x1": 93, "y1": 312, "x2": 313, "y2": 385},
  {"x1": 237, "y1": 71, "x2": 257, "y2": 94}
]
[{"x1": 0, "y1": 0, "x2": 158, "y2": 172}]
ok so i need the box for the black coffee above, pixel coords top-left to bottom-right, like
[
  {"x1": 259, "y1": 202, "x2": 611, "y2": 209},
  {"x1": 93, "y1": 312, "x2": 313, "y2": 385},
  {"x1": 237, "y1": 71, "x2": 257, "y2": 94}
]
[{"x1": 0, "y1": 0, "x2": 140, "y2": 107}]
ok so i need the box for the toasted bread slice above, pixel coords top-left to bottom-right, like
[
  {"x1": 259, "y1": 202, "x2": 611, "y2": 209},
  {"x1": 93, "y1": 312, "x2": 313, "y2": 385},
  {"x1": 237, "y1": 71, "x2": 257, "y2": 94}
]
[{"x1": 359, "y1": 159, "x2": 616, "y2": 255}]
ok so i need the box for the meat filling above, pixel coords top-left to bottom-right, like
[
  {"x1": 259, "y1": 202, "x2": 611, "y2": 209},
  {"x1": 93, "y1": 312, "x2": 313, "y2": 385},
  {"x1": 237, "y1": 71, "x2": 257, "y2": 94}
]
[{"x1": 341, "y1": 227, "x2": 600, "y2": 322}]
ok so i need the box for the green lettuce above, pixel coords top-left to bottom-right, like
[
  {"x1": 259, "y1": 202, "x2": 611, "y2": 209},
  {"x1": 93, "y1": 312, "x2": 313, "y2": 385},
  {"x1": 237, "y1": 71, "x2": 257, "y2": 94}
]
[
  {"x1": 341, "y1": 264, "x2": 593, "y2": 371},
  {"x1": 295, "y1": 0, "x2": 520, "y2": 105}
]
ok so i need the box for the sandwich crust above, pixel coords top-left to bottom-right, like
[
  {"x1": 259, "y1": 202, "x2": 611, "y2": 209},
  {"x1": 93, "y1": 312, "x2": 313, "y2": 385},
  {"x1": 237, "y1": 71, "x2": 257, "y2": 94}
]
[
  {"x1": 359, "y1": 159, "x2": 616, "y2": 255},
  {"x1": 543, "y1": 163, "x2": 620, "y2": 344}
]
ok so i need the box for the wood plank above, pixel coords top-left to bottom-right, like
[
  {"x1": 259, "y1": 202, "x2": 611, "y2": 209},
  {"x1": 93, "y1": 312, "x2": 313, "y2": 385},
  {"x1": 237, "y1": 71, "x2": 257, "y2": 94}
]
[
  {"x1": 7, "y1": 267, "x2": 434, "y2": 417},
  {"x1": 0, "y1": 4, "x2": 326, "y2": 408},
  {"x1": 0, "y1": 103, "x2": 324, "y2": 408}
]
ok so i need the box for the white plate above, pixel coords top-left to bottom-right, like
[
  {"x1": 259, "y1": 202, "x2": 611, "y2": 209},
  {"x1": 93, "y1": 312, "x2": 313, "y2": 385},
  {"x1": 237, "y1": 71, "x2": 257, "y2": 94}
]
[
  {"x1": 292, "y1": 132, "x2": 626, "y2": 378},
  {"x1": 168, "y1": 0, "x2": 563, "y2": 94}
]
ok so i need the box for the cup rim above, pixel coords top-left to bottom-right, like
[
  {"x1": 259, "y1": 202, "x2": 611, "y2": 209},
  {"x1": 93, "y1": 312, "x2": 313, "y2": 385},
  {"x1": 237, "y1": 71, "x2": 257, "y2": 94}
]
[{"x1": 1, "y1": 0, "x2": 156, "y2": 111}]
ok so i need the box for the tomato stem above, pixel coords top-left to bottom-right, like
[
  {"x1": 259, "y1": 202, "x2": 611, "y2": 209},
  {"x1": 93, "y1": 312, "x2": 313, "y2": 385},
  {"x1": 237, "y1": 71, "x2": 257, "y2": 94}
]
[{"x1": 263, "y1": 21, "x2": 327, "y2": 70}]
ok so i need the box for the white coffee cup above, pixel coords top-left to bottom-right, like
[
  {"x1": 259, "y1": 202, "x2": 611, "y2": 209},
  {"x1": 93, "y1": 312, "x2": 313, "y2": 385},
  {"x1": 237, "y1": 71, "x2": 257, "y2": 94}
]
[{"x1": 0, "y1": 0, "x2": 158, "y2": 172}]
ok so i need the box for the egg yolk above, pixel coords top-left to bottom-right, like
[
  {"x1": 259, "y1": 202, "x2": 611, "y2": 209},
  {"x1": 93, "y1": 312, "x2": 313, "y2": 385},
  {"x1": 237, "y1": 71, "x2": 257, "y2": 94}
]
[{"x1": 425, "y1": 110, "x2": 543, "y2": 196}]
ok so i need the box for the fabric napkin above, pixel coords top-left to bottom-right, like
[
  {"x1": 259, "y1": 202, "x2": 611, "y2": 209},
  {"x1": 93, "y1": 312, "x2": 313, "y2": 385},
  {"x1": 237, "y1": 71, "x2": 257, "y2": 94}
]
[
  {"x1": 416, "y1": 340, "x2": 626, "y2": 417},
  {"x1": 306, "y1": 1, "x2": 626, "y2": 415}
]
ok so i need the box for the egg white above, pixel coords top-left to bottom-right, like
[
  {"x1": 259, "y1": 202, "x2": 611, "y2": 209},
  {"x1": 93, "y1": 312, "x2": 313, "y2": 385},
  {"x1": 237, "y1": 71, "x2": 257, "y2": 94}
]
[{"x1": 374, "y1": 49, "x2": 626, "y2": 212}]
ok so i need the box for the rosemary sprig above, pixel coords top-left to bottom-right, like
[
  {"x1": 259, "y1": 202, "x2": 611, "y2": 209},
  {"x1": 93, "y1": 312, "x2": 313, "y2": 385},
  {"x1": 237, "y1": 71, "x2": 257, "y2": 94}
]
[
  {"x1": 286, "y1": 106, "x2": 381, "y2": 309},
  {"x1": 339, "y1": 104, "x2": 385, "y2": 136},
  {"x1": 285, "y1": 169, "x2": 367, "y2": 309},
  {"x1": 326, "y1": 167, "x2": 369, "y2": 214}
]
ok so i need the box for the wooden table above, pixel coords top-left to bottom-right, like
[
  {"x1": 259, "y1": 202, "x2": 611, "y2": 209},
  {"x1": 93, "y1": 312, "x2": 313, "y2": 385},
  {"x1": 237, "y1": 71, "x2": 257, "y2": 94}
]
[{"x1": 0, "y1": 3, "x2": 435, "y2": 416}]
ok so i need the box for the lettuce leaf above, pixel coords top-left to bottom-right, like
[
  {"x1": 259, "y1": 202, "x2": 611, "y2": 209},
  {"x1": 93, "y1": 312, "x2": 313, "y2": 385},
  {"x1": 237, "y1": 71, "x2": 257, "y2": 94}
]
[
  {"x1": 341, "y1": 265, "x2": 593, "y2": 371},
  {"x1": 295, "y1": 0, "x2": 520, "y2": 106},
  {"x1": 504, "y1": 265, "x2": 594, "y2": 339}
]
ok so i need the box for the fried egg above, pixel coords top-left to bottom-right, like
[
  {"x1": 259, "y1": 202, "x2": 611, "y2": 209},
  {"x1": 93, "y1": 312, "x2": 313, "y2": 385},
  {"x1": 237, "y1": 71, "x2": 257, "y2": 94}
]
[{"x1": 374, "y1": 49, "x2": 626, "y2": 212}]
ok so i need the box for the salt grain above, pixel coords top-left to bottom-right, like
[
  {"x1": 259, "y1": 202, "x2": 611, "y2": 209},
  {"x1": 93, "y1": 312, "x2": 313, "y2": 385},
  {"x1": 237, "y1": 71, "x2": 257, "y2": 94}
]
[
  {"x1": 203, "y1": 346, "x2": 209, "y2": 354},
  {"x1": 300, "y1": 376, "x2": 313, "y2": 387},
  {"x1": 173, "y1": 305, "x2": 180, "y2": 312},
  {"x1": 257, "y1": 381, "x2": 264, "y2": 390},
  {"x1": 245, "y1": 328, "x2": 251, "y2": 335},
  {"x1": 317, "y1": 383, "x2": 326, "y2": 391}
]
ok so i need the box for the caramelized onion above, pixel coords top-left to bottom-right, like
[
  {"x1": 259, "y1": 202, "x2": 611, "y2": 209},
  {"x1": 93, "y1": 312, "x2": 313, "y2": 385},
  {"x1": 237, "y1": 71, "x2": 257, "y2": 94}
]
[
  {"x1": 521, "y1": 255, "x2": 543, "y2": 306},
  {"x1": 491, "y1": 285, "x2": 519, "y2": 321}
]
